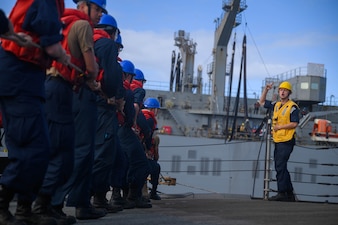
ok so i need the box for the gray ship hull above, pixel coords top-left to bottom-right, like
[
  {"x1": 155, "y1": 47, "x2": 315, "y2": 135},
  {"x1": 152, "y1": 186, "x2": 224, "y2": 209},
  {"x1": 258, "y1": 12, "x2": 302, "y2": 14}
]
[{"x1": 156, "y1": 134, "x2": 338, "y2": 203}]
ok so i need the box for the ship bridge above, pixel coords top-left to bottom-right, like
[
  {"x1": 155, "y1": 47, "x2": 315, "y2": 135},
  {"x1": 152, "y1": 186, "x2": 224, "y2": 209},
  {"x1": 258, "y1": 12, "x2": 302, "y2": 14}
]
[{"x1": 263, "y1": 62, "x2": 327, "y2": 111}]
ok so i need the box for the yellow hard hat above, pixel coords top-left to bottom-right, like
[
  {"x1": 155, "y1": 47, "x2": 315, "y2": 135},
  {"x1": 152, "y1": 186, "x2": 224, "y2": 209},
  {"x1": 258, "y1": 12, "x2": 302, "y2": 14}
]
[{"x1": 279, "y1": 81, "x2": 292, "y2": 92}]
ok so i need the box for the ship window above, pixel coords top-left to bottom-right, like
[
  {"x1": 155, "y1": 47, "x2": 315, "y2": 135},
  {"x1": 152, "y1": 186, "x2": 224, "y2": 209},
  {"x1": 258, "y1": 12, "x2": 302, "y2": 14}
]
[
  {"x1": 187, "y1": 165, "x2": 196, "y2": 174},
  {"x1": 200, "y1": 157, "x2": 209, "y2": 175},
  {"x1": 188, "y1": 150, "x2": 197, "y2": 159},
  {"x1": 309, "y1": 159, "x2": 317, "y2": 183},
  {"x1": 294, "y1": 167, "x2": 302, "y2": 182},
  {"x1": 309, "y1": 159, "x2": 317, "y2": 168},
  {"x1": 212, "y1": 159, "x2": 221, "y2": 176},
  {"x1": 300, "y1": 82, "x2": 309, "y2": 89},
  {"x1": 311, "y1": 83, "x2": 319, "y2": 90},
  {"x1": 171, "y1": 155, "x2": 181, "y2": 173}
]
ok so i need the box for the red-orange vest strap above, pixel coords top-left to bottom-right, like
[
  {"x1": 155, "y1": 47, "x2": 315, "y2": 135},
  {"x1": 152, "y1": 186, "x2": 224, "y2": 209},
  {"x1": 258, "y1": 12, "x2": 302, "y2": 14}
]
[
  {"x1": 93, "y1": 29, "x2": 110, "y2": 42},
  {"x1": 130, "y1": 80, "x2": 143, "y2": 91},
  {"x1": 1, "y1": 0, "x2": 64, "y2": 68},
  {"x1": 52, "y1": 9, "x2": 92, "y2": 84},
  {"x1": 123, "y1": 80, "x2": 131, "y2": 90},
  {"x1": 93, "y1": 29, "x2": 111, "y2": 82},
  {"x1": 141, "y1": 109, "x2": 157, "y2": 130}
]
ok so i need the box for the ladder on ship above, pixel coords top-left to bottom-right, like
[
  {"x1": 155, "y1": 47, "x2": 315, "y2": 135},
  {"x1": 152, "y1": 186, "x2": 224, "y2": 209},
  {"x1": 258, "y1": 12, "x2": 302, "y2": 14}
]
[{"x1": 167, "y1": 109, "x2": 185, "y2": 135}]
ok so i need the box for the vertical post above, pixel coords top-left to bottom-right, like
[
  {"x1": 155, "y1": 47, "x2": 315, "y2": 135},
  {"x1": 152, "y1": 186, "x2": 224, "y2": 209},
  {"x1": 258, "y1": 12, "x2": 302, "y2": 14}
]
[{"x1": 263, "y1": 112, "x2": 272, "y2": 200}]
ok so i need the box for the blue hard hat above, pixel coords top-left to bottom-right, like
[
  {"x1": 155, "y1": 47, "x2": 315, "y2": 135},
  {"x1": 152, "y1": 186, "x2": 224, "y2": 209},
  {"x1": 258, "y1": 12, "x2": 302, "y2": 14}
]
[
  {"x1": 120, "y1": 60, "x2": 135, "y2": 75},
  {"x1": 97, "y1": 14, "x2": 118, "y2": 28},
  {"x1": 73, "y1": 0, "x2": 107, "y2": 14},
  {"x1": 134, "y1": 68, "x2": 146, "y2": 81},
  {"x1": 116, "y1": 34, "x2": 124, "y2": 48},
  {"x1": 144, "y1": 98, "x2": 160, "y2": 109}
]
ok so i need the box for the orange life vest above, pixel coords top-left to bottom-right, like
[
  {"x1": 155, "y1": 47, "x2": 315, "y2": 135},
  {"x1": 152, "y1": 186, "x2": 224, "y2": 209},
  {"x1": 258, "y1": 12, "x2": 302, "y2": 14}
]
[
  {"x1": 142, "y1": 109, "x2": 158, "y2": 158},
  {"x1": 141, "y1": 109, "x2": 157, "y2": 130},
  {"x1": 93, "y1": 29, "x2": 111, "y2": 82},
  {"x1": 52, "y1": 9, "x2": 93, "y2": 84},
  {"x1": 130, "y1": 80, "x2": 143, "y2": 91},
  {"x1": 1, "y1": 0, "x2": 64, "y2": 68}
]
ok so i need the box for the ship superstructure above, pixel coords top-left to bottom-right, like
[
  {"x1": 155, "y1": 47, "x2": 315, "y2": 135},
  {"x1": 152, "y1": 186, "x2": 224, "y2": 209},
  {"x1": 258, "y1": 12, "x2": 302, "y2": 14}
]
[
  {"x1": 143, "y1": 1, "x2": 338, "y2": 203},
  {"x1": 146, "y1": 1, "x2": 336, "y2": 143}
]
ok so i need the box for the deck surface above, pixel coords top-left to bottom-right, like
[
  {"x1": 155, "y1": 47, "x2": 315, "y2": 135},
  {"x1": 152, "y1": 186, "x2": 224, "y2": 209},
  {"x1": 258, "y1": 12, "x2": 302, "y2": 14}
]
[{"x1": 9, "y1": 193, "x2": 337, "y2": 225}]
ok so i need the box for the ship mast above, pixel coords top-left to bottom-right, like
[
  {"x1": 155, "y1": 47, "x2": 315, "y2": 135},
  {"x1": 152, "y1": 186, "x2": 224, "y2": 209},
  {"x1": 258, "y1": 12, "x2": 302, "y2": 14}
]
[
  {"x1": 173, "y1": 30, "x2": 198, "y2": 93},
  {"x1": 209, "y1": 0, "x2": 247, "y2": 114}
]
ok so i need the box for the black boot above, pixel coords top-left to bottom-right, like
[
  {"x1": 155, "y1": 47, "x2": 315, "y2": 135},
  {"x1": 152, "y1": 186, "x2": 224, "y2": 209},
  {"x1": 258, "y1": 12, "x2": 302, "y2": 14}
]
[
  {"x1": 93, "y1": 192, "x2": 123, "y2": 213},
  {"x1": 109, "y1": 188, "x2": 126, "y2": 206},
  {"x1": 0, "y1": 185, "x2": 24, "y2": 225},
  {"x1": 16, "y1": 199, "x2": 59, "y2": 225},
  {"x1": 127, "y1": 185, "x2": 152, "y2": 209},
  {"x1": 31, "y1": 193, "x2": 68, "y2": 225},
  {"x1": 112, "y1": 187, "x2": 132, "y2": 209},
  {"x1": 268, "y1": 192, "x2": 289, "y2": 201},
  {"x1": 149, "y1": 186, "x2": 161, "y2": 200},
  {"x1": 111, "y1": 188, "x2": 124, "y2": 204},
  {"x1": 286, "y1": 191, "x2": 296, "y2": 202},
  {"x1": 51, "y1": 204, "x2": 76, "y2": 225},
  {"x1": 75, "y1": 205, "x2": 106, "y2": 220},
  {"x1": 122, "y1": 187, "x2": 129, "y2": 200}
]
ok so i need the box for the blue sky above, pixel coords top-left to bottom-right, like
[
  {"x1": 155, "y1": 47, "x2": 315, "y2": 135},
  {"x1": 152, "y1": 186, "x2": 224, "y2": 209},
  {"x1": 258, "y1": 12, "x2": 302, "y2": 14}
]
[{"x1": 2, "y1": 0, "x2": 338, "y2": 104}]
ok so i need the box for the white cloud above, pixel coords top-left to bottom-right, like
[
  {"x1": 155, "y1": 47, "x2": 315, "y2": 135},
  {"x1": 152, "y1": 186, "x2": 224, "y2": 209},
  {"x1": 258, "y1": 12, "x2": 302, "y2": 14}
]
[
  {"x1": 117, "y1": 21, "x2": 338, "y2": 101},
  {"x1": 119, "y1": 29, "x2": 174, "y2": 82}
]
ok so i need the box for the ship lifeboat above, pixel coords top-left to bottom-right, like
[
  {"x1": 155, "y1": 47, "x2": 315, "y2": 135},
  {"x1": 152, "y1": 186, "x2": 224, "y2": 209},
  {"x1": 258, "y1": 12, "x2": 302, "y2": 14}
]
[{"x1": 310, "y1": 119, "x2": 338, "y2": 143}]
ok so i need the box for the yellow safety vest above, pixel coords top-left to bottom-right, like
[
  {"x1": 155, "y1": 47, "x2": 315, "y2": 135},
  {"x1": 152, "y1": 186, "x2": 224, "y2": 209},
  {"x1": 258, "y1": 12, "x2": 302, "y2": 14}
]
[{"x1": 272, "y1": 100, "x2": 298, "y2": 143}]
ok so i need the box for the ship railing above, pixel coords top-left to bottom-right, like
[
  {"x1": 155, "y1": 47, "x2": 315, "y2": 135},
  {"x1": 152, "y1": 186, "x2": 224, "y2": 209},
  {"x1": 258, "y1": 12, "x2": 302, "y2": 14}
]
[
  {"x1": 145, "y1": 80, "x2": 262, "y2": 97},
  {"x1": 144, "y1": 80, "x2": 170, "y2": 91},
  {"x1": 263, "y1": 64, "x2": 327, "y2": 87}
]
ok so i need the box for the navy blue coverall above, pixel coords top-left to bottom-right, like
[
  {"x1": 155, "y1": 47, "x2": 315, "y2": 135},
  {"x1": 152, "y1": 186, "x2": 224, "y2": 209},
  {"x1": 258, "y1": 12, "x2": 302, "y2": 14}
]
[
  {"x1": 117, "y1": 85, "x2": 150, "y2": 198},
  {"x1": 0, "y1": 9, "x2": 9, "y2": 34},
  {"x1": 92, "y1": 37, "x2": 123, "y2": 195},
  {"x1": 39, "y1": 76, "x2": 74, "y2": 197},
  {"x1": 52, "y1": 85, "x2": 97, "y2": 208},
  {"x1": 0, "y1": 1, "x2": 63, "y2": 202},
  {"x1": 139, "y1": 113, "x2": 161, "y2": 192}
]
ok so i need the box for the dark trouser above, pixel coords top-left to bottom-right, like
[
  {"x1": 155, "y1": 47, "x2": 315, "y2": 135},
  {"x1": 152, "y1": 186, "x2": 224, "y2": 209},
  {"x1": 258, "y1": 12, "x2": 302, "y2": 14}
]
[
  {"x1": 274, "y1": 140, "x2": 294, "y2": 193},
  {"x1": 148, "y1": 160, "x2": 160, "y2": 188},
  {"x1": 39, "y1": 76, "x2": 74, "y2": 196},
  {"x1": 118, "y1": 126, "x2": 150, "y2": 197},
  {"x1": 52, "y1": 86, "x2": 97, "y2": 207},
  {"x1": 110, "y1": 137, "x2": 128, "y2": 189},
  {"x1": 0, "y1": 96, "x2": 50, "y2": 202},
  {"x1": 92, "y1": 101, "x2": 118, "y2": 194}
]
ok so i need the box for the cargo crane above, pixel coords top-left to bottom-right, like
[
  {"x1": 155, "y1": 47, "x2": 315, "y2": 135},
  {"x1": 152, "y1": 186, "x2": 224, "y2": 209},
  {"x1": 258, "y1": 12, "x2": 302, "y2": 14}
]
[
  {"x1": 209, "y1": 0, "x2": 247, "y2": 114},
  {"x1": 170, "y1": 0, "x2": 246, "y2": 96}
]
